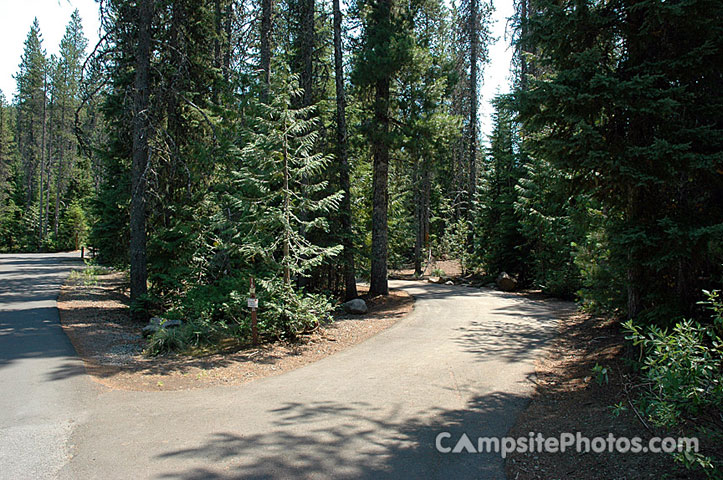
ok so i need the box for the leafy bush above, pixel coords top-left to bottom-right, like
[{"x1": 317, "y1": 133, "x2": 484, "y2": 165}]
[
  {"x1": 623, "y1": 290, "x2": 723, "y2": 476},
  {"x1": 145, "y1": 320, "x2": 221, "y2": 356},
  {"x1": 625, "y1": 319, "x2": 723, "y2": 425},
  {"x1": 259, "y1": 279, "x2": 334, "y2": 341}
]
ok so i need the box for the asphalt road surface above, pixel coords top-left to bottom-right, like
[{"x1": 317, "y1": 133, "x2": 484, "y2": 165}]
[{"x1": 0, "y1": 252, "x2": 574, "y2": 479}]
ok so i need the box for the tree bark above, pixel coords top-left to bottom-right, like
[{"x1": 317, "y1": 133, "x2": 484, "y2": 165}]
[
  {"x1": 468, "y1": 0, "x2": 478, "y2": 217},
  {"x1": 333, "y1": 0, "x2": 357, "y2": 299},
  {"x1": 130, "y1": 0, "x2": 153, "y2": 322},
  {"x1": 38, "y1": 71, "x2": 48, "y2": 249},
  {"x1": 300, "y1": 0, "x2": 314, "y2": 107},
  {"x1": 54, "y1": 94, "x2": 66, "y2": 241},
  {"x1": 518, "y1": 0, "x2": 528, "y2": 91},
  {"x1": 369, "y1": 74, "x2": 390, "y2": 296},
  {"x1": 260, "y1": 0, "x2": 273, "y2": 101},
  {"x1": 414, "y1": 157, "x2": 422, "y2": 276},
  {"x1": 222, "y1": 2, "x2": 233, "y2": 81},
  {"x1": 282, "y1": 116, "x2": 291, "y2": 286}
]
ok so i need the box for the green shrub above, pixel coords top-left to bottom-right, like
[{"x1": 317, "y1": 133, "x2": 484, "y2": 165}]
[
  {"x1": 625, "y1": 318, "x2": 723, "y2": 425},
  {"x1": 259, "y1": 279, "x2": 334, "y2": 341},
  {"x1": 147, "y1": 323, "x2": 193, "y2": 356},
  {"x1": 623, "y1": 290, "x2": 723, "y2": 476},
  {"x1": 146, "y1": 318, "x2": 224, "y2": 356}
]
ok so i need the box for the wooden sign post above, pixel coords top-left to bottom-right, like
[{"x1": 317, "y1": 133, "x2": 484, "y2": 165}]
[{"x1": 249, "y1": 277, "x2": 258, "y2": 345}]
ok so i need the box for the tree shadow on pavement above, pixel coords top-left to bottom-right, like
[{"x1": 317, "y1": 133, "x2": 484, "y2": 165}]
[
  {"x1": 153, "y1": 391, "x2": 528, "y2": 480},
  {"x1": 452, "y1": 299, "x2": 578, "y2": 364},
  {"x1": 0, "y1": 258, "x2": 84, "y2": 370}
]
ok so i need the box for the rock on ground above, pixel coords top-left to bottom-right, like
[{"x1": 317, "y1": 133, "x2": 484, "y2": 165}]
[
  {"x1": 496, "y1": 272, "x2": 518, "y2": 292},
  {"x1": 342, "y1": 298, "x2": 368, "y2": 314}
]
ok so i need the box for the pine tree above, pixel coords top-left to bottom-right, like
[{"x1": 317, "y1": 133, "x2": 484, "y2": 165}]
[
  {"x1": 517, "y1": 0, "x2": 723, "y2": 319},
  {"x1": 129, "y1": 0, "x2": 153, "y2": 320},
  {"x1": 332, "y1": 0, "x2": 358, "y2": 299},
  {"x1": 260, "y1": 0, "x2": 274, "y2": 99},
  {"x1": 396, "y1": 0, "x2": 460, "y2": 275},
  {"x1": 0, "y1": 92, "x2": 12, "y2": 209},
  {"x1": 50, "y1": 10, "x2": 88, "y2": 242},
  {"x1": 15, "y1": 19, "x2": 48, "y2": 249},
  {"x1": 475, "y1": 95, "x2": 529, "y2": 280},
  {"x1": 233, "y1": 78, "x2": 342, "y2": 284},
  {"x1": 0, "y1": 91, "x2": 22, "y2": 251},
  {"x1": 353, "y1": 0, "x2": 412, "y2": 295},
  {"x1": 458, "y1": 0, "x2": 492, "y2": 217}
]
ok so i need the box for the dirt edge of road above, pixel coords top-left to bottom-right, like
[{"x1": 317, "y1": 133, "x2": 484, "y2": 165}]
[
  {"x1": 504, "y1": 311, "x2": 697, "y2": 479},
  {"x1": 58, "y1": 270, "x2": 413, "y2": 391}
]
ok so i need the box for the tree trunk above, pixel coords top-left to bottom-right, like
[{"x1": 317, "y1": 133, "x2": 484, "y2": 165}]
[
  {"x1": 300, "y1": 0, "x2": 314, "y2": 107},
  {"x1": 222, "y1": 2, "x2": 233, "y2": 81},
  {"x1": 260, "y1": 0, "x2": 273, "y2": 101},
  {"x1": 423, "y1": 161, "x2": 431, "y2": 253},
  {"x1": 468, "y1": 0, "x2": 478, "y2": 217},
  {"x1": 518, "y1": 0, "x2": 528, "y2": 91},
  {"x1": 54, "y1": 98, "x2": 65, "y2": 241},
  {"x1": 45, "y1": 90, "x2": 54, "y2": 242},
  {"x1": 626, "y1": 185, "x2": 642, "y2": 318},
  {"x1": 38, "y1": 72, "x2": 48, "y2": 249},
  {"x1": 282, "y1": 117, "x2": 291, "y2": 286},
  {"x1": 44, "y1": 151, "x2": 51, "y2": 240},
  {"x1": 333, "y1": 0, "x2": 357, "y2": 299},
  {"x1": 214, "y1": 0, "x2": 222, "y2": 71},
  {"x1": 369, "y1": 74, "x2": 390, "y2": 296},
  {"x1": 414, "y1": 157, "x2": 422, "y2": 276},
  {"x1": 130, "y1": 0, "x2": 153, "y2": 322}
]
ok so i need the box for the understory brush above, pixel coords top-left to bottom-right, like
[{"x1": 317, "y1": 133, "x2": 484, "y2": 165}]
[
  {"x1": 623, "y1": 290, "x2": 723, "y2": 477},
  {"x1": 146, "y1": 276, "x2": 335, "y2": 356}
]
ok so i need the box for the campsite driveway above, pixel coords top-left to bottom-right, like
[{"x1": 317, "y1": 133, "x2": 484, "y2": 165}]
[{"x1": 0, "y1": 253, "x2": 575, "y2": 479}]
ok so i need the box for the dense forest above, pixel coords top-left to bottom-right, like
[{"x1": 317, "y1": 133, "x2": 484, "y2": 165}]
[
  {"x1": 1, "y1": 1, "x2": 722, "y2": 349},
  {"x1": 1, "y1": 0, "x2": 722, "y2": 328},
  {"x1": 1, "y1": 0, "x2": 721, "y2": 472}
]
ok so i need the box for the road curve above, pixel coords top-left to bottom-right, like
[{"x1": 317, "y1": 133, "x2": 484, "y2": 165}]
[{"x1": 0, "y1": 253, "x2": 575, "y2": 479}]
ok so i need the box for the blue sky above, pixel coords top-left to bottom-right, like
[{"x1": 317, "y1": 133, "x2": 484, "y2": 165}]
[{"x1": 0, "y1": 0, "x2": 101, "y2": 99}]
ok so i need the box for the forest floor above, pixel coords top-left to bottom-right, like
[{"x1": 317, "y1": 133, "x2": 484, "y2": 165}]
[
  {"x1": 58, "y1": 271, "x2": 413, "y2": 391},
  {"x1": 504, "y1": 310, "x2": 701, "y2": 479},
  {"x1": 390, "y1": 258, "x2": 464, "y2": 279}
]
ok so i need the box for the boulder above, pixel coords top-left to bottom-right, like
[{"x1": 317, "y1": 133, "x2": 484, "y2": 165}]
[
  {"x1": 496, "y1": 272, "x2": 518, "y2": 292},
  {"x1": 342, "y1": 298, "x2": 368, "y2": 314}
]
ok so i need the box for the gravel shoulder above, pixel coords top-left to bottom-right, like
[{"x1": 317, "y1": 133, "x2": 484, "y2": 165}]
[{"x1": 58, "y1": 271, "x2": 413, "y2": 391}]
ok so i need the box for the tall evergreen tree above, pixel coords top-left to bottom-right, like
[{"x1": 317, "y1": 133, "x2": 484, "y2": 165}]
[
  {"x1": 260, "y1": 0, "x2": 274, "y2": 98},
  {"x1": 15, "y1": 19, "x2": 48, "y2": 249},
  {"x1": 458, "y1": 0, "x2": 492, "y2": 217},
  {"x1": 475, "y1": 96, "x2": 528, "y2": 279},
  {"x1": 129, "y1": 0, "x2": 153, "y2": 320},
  {"x1": 49, "y1": 10, "x2": 88, "y2": 241},
  {"x1": 354, "y1": 0, "x2": 412, "y2": 295},
  {"x1": 517, "y1": 0, "x2": 723, "y2": 320},
  {"x1": 332, "y1": 0, "x2": 357, "y2": 299}
]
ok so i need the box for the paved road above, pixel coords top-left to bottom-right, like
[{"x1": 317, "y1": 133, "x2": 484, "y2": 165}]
[
  {"x1": 0, "y1": 252, "x2": 92, "y2": 480},
  {"x1": 1, "y1": 253, "x2": 574, "y2": 479}
]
